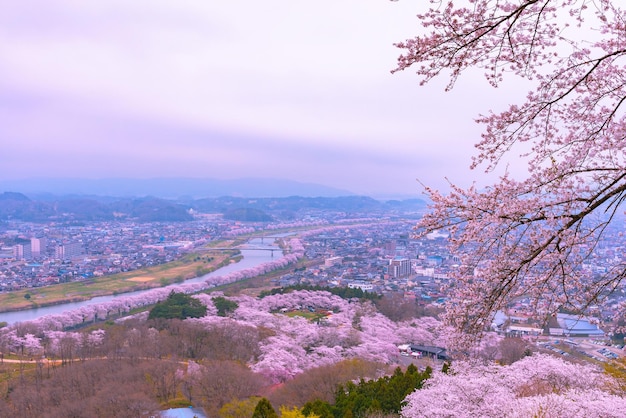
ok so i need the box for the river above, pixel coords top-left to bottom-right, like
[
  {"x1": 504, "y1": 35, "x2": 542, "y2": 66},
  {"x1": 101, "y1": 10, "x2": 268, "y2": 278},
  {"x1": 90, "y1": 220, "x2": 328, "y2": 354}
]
[{"x1": 1, "y1": 238, "x2": 283, "y2": 325}]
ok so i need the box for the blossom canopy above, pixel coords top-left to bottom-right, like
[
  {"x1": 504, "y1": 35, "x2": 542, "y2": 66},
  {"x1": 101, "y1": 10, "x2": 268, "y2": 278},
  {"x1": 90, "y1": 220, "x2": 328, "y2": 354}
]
[{"x1": 396, "y1": 0, "x2": 626, "y2": 335}]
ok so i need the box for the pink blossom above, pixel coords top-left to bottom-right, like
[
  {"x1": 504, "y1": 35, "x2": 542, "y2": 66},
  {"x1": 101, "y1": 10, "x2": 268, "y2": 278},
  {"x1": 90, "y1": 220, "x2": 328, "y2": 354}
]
[
  {"x1": 402, "y1": 354, "x2": 620, "y2": 417},
  {"x1": 394, "y1": 0, "x2": 626, "y2": 335}
]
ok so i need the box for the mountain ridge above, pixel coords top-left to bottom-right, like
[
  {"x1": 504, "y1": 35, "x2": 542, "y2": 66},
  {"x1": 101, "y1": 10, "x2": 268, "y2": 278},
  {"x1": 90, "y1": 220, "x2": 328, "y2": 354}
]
[
  {"x1": 0, "y1": 193, "x2": 427, "y2": 223},
  {"x1": 0, "y1": 177, "x2": 356, "y2": 199}
]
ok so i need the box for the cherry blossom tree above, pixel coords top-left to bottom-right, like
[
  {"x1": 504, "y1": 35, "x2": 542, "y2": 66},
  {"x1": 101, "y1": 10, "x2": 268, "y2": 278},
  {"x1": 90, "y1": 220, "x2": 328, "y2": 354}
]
[
  {"x1": 4, "y1": 331, "x2": 43, "y2": 357},
  {"x1": 215, "y1": 290, "x2": 445, "y2": 382},
  {"x1": 395, "y1": 0, "x2": 626, "y2": 335},
  {"x1": 395, "y1": 316, "x2": 449, "y2": 348},
  {"x1": 252, "y1": 334, "x2": 308, "y2": 382},
  {"x1": 401, "y1": 353, "x2": 626, "y2": 418}
]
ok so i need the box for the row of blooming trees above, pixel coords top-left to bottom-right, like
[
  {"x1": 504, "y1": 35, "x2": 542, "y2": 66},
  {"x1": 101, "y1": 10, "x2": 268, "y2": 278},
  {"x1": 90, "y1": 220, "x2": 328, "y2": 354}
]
[
  {"x1": 2, "y1": 328, "x2": 106, "y2": 366},
  {"x1": 0, "y1": 236, "x2": 305, "y2": 336}
]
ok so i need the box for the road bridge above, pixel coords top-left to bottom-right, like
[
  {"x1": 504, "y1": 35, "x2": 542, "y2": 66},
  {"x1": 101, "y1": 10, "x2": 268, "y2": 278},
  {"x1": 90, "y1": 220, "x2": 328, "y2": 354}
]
[{"x1": 210, "y1": 247, "x2": 280, "y2": 257}]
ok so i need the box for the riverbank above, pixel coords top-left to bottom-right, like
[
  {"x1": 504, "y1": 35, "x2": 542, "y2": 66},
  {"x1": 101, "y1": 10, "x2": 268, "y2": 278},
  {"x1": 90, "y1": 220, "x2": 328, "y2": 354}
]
[{"x1": 0, "y1": 248, "x2": 240, "y2": 314}]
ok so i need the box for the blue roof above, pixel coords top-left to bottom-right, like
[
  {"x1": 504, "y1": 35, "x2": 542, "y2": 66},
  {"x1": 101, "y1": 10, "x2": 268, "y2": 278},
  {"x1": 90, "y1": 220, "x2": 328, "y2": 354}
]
[
  {"x1": 559, "y1": 314, "x2": 604, "y2": 336},
  {"x1": 160, "y1": 407, "x2": 207, "y2": 418}
]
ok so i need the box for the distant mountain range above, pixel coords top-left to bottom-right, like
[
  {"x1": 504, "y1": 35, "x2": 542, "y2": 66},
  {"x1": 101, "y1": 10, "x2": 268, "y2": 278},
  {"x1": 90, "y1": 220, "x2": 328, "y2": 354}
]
[
  {"x1": 0, "y1": 192, "x2": 194, "y2": 222},
  {"x1": 189, "y1": 195, "x2": 427, "y2": 215},
  {"x1": 0, "y1": 192, "x2": 427, "y2": 223},
  {"x1": 0, "y1": 178, "x2": 427, "y2": 222},
  {"x1": 0, "y1": 177, "x2": 356, "y2": 199}
]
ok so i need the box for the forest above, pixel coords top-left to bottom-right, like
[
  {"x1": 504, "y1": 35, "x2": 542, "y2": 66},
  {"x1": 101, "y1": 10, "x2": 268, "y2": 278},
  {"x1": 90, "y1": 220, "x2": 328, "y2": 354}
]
[
  {"x1": 0, "y1": 286, "x2": 439, "y2": 417},
  {"x1": 3, "y1": 284, "x2": 626, "y2": 417}
]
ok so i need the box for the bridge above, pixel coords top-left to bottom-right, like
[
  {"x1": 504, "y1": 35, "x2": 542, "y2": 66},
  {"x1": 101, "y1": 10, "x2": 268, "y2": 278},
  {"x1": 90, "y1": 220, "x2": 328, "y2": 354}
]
[
  {"x1": 209, "y1": 247, "x2": 280, "y2": 257},
  {"x1": 255, "y1": 235, "x2": 374, "y2": 242},
  {"x1": 255, "y1": 235, "x2": 288, "y2": 244}
]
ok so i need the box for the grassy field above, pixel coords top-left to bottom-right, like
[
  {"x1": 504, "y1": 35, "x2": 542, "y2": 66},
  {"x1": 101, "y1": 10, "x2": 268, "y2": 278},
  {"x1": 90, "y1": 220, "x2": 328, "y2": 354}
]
[
  {"x1": 284, "y1": 310, "x2": 329, "y2": 322},
  {"x1": 0, "y1": 248, "x2": 241, "y2": 313}
]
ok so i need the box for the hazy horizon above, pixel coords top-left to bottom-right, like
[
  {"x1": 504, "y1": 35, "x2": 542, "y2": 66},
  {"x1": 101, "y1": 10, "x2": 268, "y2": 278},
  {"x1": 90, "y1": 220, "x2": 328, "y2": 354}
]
[{"x1": 0, "y1": 176, "x2": 429, "y2": 200}]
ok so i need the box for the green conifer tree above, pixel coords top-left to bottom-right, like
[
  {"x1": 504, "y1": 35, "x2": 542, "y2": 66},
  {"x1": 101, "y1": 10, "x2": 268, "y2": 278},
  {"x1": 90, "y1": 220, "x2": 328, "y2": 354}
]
[{"x1": 252, "y1": 398, "x2": 278, "y2": 418}]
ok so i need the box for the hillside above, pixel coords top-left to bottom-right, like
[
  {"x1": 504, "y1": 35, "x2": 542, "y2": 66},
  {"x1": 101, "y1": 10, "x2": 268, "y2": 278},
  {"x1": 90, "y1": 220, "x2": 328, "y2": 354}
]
[
  {"x1": 1, "y1": 288, "x2": 624, "y2": 417},
  {"x1": 0, "y1": 193, "x2": 193, "y2": 222},
  {"x1": 0, "y1": 194, "x2": 426, "y2": 222}
]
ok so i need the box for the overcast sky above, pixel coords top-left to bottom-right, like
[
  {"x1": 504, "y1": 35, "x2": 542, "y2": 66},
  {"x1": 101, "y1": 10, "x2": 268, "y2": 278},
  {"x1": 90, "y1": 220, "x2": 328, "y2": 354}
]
[{"x1": 0, "y1": 0, "x2": 529, "y2": 198}]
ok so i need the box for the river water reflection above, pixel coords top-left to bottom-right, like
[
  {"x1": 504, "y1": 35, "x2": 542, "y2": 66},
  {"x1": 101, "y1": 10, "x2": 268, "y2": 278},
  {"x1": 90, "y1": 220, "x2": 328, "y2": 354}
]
[{"x1": 1, "y1": 238, "x2": 282, "y2": 325}]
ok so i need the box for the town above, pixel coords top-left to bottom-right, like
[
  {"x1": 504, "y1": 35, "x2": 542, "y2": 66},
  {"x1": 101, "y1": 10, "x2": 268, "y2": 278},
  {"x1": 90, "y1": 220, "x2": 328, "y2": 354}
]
[
  {"x1": 2, "y1": 197, "x2": 626, "y2": 416},
  {"x1": 2, "y1": 200, "x2": 626, "y2": 350}
]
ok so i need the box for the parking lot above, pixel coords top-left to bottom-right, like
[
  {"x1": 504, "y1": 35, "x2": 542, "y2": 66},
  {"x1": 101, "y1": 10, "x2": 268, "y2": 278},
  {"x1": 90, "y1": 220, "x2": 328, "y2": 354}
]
[{"x1": 536, "y1": 339, "x2": 624, "y2": 363}]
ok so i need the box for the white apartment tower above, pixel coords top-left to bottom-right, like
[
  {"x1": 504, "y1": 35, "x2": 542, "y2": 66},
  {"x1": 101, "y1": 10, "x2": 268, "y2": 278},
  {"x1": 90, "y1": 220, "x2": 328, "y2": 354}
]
[
  {"x1": 30, "y1": 237, "x2": 47, "y2": 258},
  {"x1": 55, "y1": 242, "x2": 84, "y2": 260},
  {"x1": 14, "y1": 243, "x2": 32, "y2": 261},
  {"x1": 389, "y1": 256, "x2": 412, "y2": 278}
]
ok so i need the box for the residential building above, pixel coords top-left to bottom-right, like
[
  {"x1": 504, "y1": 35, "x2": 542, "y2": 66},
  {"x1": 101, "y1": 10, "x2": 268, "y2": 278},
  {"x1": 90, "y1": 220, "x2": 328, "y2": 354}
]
[
  {"x1": 30, "y1": 237, "x2": 47, "y2": 258},
  {"x1": 389, "y1": 256, "x2": 412, "y2": 278},
  {"x1": 14, "y1": 243, "x2": 32, "y2": 260},
  {"x1": 55, "y1": 242, "x2": 84, "y2": 260}
]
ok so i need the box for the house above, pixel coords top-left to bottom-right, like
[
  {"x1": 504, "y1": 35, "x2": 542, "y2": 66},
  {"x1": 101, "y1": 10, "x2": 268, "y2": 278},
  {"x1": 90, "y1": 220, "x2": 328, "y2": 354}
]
[{"x1": 409, "y1": 344, "x2": 450, "y2": 361}]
